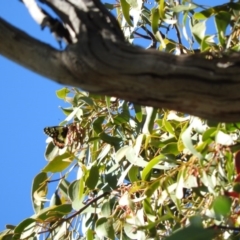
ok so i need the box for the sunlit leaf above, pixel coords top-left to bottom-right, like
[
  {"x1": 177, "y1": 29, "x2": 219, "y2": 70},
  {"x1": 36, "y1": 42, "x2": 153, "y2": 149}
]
[
  {"x1": 142, "y1": 107, "x2": 157, "y2": 134},
  {"x1": 202, "y1": 127, "x2": 217, "y2": 141},
  {"x1": 14, "y1": 218, "x2": 36, "y2": 240},
  {"x1": 49, "y1": 190, "x2": 62, "y2": 206},
  {"x1": 159, "y1": 0, "x2": 165, "y2": 20},
  {"x1": 191, "y1": 20, "x2": 206, "y2": 44},
  {"x1": 181, "y1": 123, "x2": 202, "y2": 159},
  {"x1": 163, "y1": 118, "x2": 175, "y2": 137},
  {"x1": 215, "y1": 130, "x2": 234, "y2": 146},
  {"x1": 42, "y1": 152, "x2": 74, "y2": 173},
  {"x1": 56, "y1": 87, "x2": 70, "y2": 99},
  {"x1": 120, "y1": 0, "x2": 133, "y2": 26},
  {"x1": 31, "y1": 172, "x2": 48, "y2": 214},
  {"x1": 142, "y1": 154, "x2": 166, "y2": 181},
  {"x1": 151, "y1": 8, "x2": 160, "y2": 34}
]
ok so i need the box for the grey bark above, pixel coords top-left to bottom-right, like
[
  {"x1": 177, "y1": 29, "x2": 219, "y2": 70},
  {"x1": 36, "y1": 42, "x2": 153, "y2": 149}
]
[{"x1": 1, "y1": 0, "x2": 240, "y2": 122}]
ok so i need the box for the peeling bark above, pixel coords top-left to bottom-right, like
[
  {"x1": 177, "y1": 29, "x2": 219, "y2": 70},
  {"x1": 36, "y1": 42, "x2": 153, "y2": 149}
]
[{"x1": 1, "y1": 0, "x2": 240, "y2": 122}]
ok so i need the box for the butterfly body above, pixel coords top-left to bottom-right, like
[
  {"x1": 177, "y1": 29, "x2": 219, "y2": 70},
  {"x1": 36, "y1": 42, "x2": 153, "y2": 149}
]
[{"x1": 44, "y1": 123, "x2": 84, "y2": 149}]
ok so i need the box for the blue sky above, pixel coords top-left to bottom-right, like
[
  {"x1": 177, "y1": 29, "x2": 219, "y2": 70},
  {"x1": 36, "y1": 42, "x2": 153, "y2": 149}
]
[
  {"x1": 0, "y1": 0, "x2": 226, "y2": 231},
  {"x1": 0, "y1": 1, "x2": 67, "y2": 229}
]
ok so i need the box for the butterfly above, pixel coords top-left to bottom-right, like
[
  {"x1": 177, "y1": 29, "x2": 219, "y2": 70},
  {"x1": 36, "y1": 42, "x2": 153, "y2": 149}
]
[{"x1": 44, "y1": 123, "x2": 84, "y2": 149}]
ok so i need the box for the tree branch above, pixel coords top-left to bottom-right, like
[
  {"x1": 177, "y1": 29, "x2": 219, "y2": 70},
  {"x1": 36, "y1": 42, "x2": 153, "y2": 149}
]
[
  {"x1": 0, "y1": 17, "x2": 76, "y2": 84},
  {"x1": 1, "y1": 0, "x2": 240, "y2": 122}
]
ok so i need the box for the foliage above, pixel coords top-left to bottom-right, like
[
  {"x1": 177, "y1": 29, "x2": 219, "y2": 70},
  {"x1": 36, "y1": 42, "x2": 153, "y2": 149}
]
[{"x1": 2, "y1": 0, "x2": 240, "y2": 239}]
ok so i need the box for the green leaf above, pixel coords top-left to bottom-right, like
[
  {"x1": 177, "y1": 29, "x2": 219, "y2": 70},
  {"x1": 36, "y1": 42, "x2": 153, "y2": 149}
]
[
  {"x1": 194, "y1": 9, "x2": 214, "y2": 20},
  {"x1": 98, "y1": 144, "x2": 111, "y2": 161},
  {"x1": 68, "y1": 180, "x2": 85, "y2": 211},
  {"x1": 162, "y1": 38, "x2": 177, "y2": 53},
  {"x1": 172, "y1": 3, "x2": 197, "y2": 13},
  {"x1": 151, "y1": 8, "x2": 160, "y2": 34},
  {"x1": 215, "y1": 11, "x2": 231, "y2": 46},
  {"x1": 142, "y1": 107, "x2": 157, "y2": 134},
  {"x1": 159, "y1": 0, "x2": 165, "y2": 20},
  {"x1": 59, "y1": 179, "x2": 70, "y2": 199},
  {"x1": 134, "y1": 104, "x2": 142, "y2": 122},
  {"x1": 34, "y1": 204, "x2": 72, "y2": 221},
  {"x1": 161, "y1": 143, "x2": 179, "y2": 156},
  {"x1": 93, "y1": 116, "x2": 122, "y2": 147},
  {"x1": 128, "y1": 165, "x2": 139, "y2": 183},
  {"x1": 191, "y1": 20, "x2": 206, "y2": 44},
  {"x1": 99, "y1": 132, "x2": 122, "y2": 147},
  {"x1": 124, "y1": 222, "x2": 139, "y2": 239},
  {"x1": 126, "y1": 0, "x2": 139, "y2": 9},
  {"x1": 176, "y1": 167, "x2": 186, "y2": 199},
  {"x1": 145, "y1": 181, "x2": 160, "y2": 197},
  {"x1": 105, "y1": 96, "x2": 111, "y2": 111},
  {"x1": 166, "y1": 225, "x2": 216, "y2": 240},
  {"x1": 143, "y1": 198, "x2": 154, "y2": 215},
  {"x1": 93, "y1": 116, "x2": 105, "y2": 134},
  {"x1": 117, "y1": 163, "x2": 133, "y2": 185},
  {"x1": 31, "y1": 172, "x2": 48, "y2": 214},
  {"x1": 120, "y1": 0, "x2": 133, "y2": 26},
  {"x1": 101, "y1": 201, "x2": 112, "y2": 218},
  {"x1": 115, "y1": 146, "x2": 131, "y2": 162},
  {"x1": 212, "y1": 196, "x2": 232, "y2": 216},
  {"x1": 162, "y1": 118, "x2": 175, "y2": 137},
  {"x1": 85, "y1": 165, "x2": 99, "y2": 190},
  {"x1": 215, "y1": 130, "x2": 233, "y2": 146},
  {"x1": 44, "y1": 141, "x2": 60, "y2": 161},
  {"x1": 181, "y1": 123, "x2": 202, "y2": 159},
  {"x1": 134, "y1": 134, "x2": 144, "y2": 155},
  {"x1": 14, "y1": 218, "x2": 36, "y2": 239},
  {"x1": 42, "y1": 152, "x2": 74, "y2": 173},
  {"x1": 78, "y1": 96, "x2": 95, "y2": 106},
  {"x1": 59, "y1": 107, "x2": 73, "y2": 116},
  {"x1": 86, "y1": 229, "x2": 94, "y2": 240},
  {"x1": 141, "y1": 154, "x2": 166, "y2": 181},
  {"x1": 200, "y1": 35, "x2": 214, "y2": 52},
  {"x1": 0, "y1": 233, "x2": 14, "y2": 240},
  {"x1": 95, "y1": 217, "x2": 115, "y2": 239},
  {"x1": 202, "y1": 127, "x2": 217, "y2": 141},
  {"x1": 56, "y1": 87, "x2": 70, "y2": 99},
  {"x1": 49, "y1": 190, "x2": 62, "y2": 206},
  {"x1": 188, "y1": 215, "x2": 203, "y2": 227}
]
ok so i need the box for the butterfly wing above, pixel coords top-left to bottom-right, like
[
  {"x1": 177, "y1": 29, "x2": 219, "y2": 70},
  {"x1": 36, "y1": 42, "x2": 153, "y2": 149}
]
[{"x1": 44, "y1": 126, "x2": 69, "y2": 149}]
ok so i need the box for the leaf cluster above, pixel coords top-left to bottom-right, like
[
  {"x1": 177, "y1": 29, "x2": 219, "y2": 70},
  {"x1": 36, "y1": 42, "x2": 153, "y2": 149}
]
[
  {"x1": 1, "y1": 87, "x2": 240, "y2": 239},
  {"x1": 108, "y1": 0, "x2": 240, "y2": 52}
]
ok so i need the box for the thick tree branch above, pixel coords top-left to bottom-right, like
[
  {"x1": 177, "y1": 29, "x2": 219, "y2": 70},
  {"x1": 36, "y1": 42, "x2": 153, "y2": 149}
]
[
  {"x1": 1, "y1": 0, "x2": 240, "y2": 122},
  {"x1": 0, "y1": 17, "x2": 76, "y2": 85}
]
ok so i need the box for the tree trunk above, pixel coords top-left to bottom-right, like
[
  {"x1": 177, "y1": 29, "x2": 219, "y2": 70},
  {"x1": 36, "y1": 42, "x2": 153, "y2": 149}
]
[{"x1": 1, "y1": 0, "x2": 240, "y2": 122}]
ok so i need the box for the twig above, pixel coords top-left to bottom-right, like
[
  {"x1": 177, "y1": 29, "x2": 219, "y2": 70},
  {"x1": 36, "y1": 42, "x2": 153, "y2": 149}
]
[
  {"x1": 39, "y1": 191, "x2": 110, "y2": 234},
  {"x1": 174, "y1": 24, "x2": 184, "y2": 54}
]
